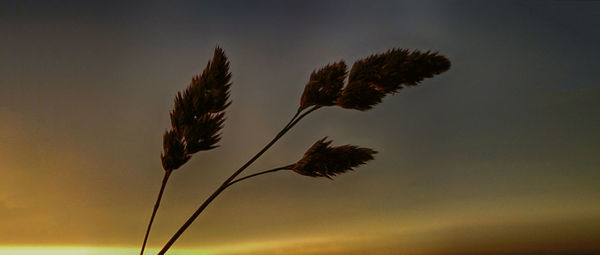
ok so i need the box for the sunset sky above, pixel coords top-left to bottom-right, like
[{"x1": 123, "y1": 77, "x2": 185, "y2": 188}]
[{"x1": 1, "y1": 1, "x2": 600, "y2": 254}]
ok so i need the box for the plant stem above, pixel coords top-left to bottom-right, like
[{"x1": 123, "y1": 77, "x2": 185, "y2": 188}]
[
  {"x1": 140, "y1": 169, "x2": 172, "y2": 255},
  {"x1": 226, "y1": 164, "x2": 295, "y2": 188},
  {"x1": 157, "y1": 106, "x2": 320, "y2": 254}
]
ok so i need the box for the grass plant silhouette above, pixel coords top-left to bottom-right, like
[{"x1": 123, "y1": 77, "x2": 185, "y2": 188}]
[
  {"x1": 140, "y1": 47, "x2": 231, "y2": 255},
  {"x1": 140, "y1": 46, "x2": 450, "y2": 255}
]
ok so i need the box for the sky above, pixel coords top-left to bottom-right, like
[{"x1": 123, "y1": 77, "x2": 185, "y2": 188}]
[{"x1": 1, "y1": 0, "x2": 600, "y2": 254}]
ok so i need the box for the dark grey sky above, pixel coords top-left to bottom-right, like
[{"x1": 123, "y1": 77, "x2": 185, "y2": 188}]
[{"x1": 1, "y1": 1, "x2": 599, "y2": 254}]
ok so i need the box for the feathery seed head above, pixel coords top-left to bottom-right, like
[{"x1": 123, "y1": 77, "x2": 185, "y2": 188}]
[
  {"x1": 336, "y1": 48, "x2": 450, "y2": 111},
  {"x1": 161, "y1": 47, "x2": 232, "y2": 171},
  {"x1": 292, "y1": 137, "x2": 377, "y2": 179}
]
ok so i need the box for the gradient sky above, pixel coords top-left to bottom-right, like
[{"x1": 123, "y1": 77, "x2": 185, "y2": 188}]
[{"x1": 1, "y1": 1, "x2": 600, "y2": 254}]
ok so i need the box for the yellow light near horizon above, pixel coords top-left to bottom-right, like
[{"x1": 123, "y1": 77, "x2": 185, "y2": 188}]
[
  {"x1": 0, "y1": 237, "x2": 351, "y2": 255},
  {"x1": 0, "y1": 246, "x2": 212, "y2": 255}
]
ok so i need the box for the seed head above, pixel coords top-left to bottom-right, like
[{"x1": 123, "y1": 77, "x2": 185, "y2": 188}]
[
  {"x1": 291, "y1": 137, "x2": 377, "y2": 179},
  {"x1": 161, "y1": 47, "x2": 232, "y2": 171},
  {"x1": 336, "y1": 48, "x2": 450, "y2": 110}
]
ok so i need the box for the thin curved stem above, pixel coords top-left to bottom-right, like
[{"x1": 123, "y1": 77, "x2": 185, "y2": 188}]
[
  {"x1": 140, "y1": 169, "x2": 172, "y2": 255},
  {"x1": 284, "y1": 108, "x2": 302, "y2": 130},
  {"x1": 158, "y1": 106, "x2": 320, "y2": 254},
  {"x1": 226, "y1": 164, "x2": 294, "y2": 188}
]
